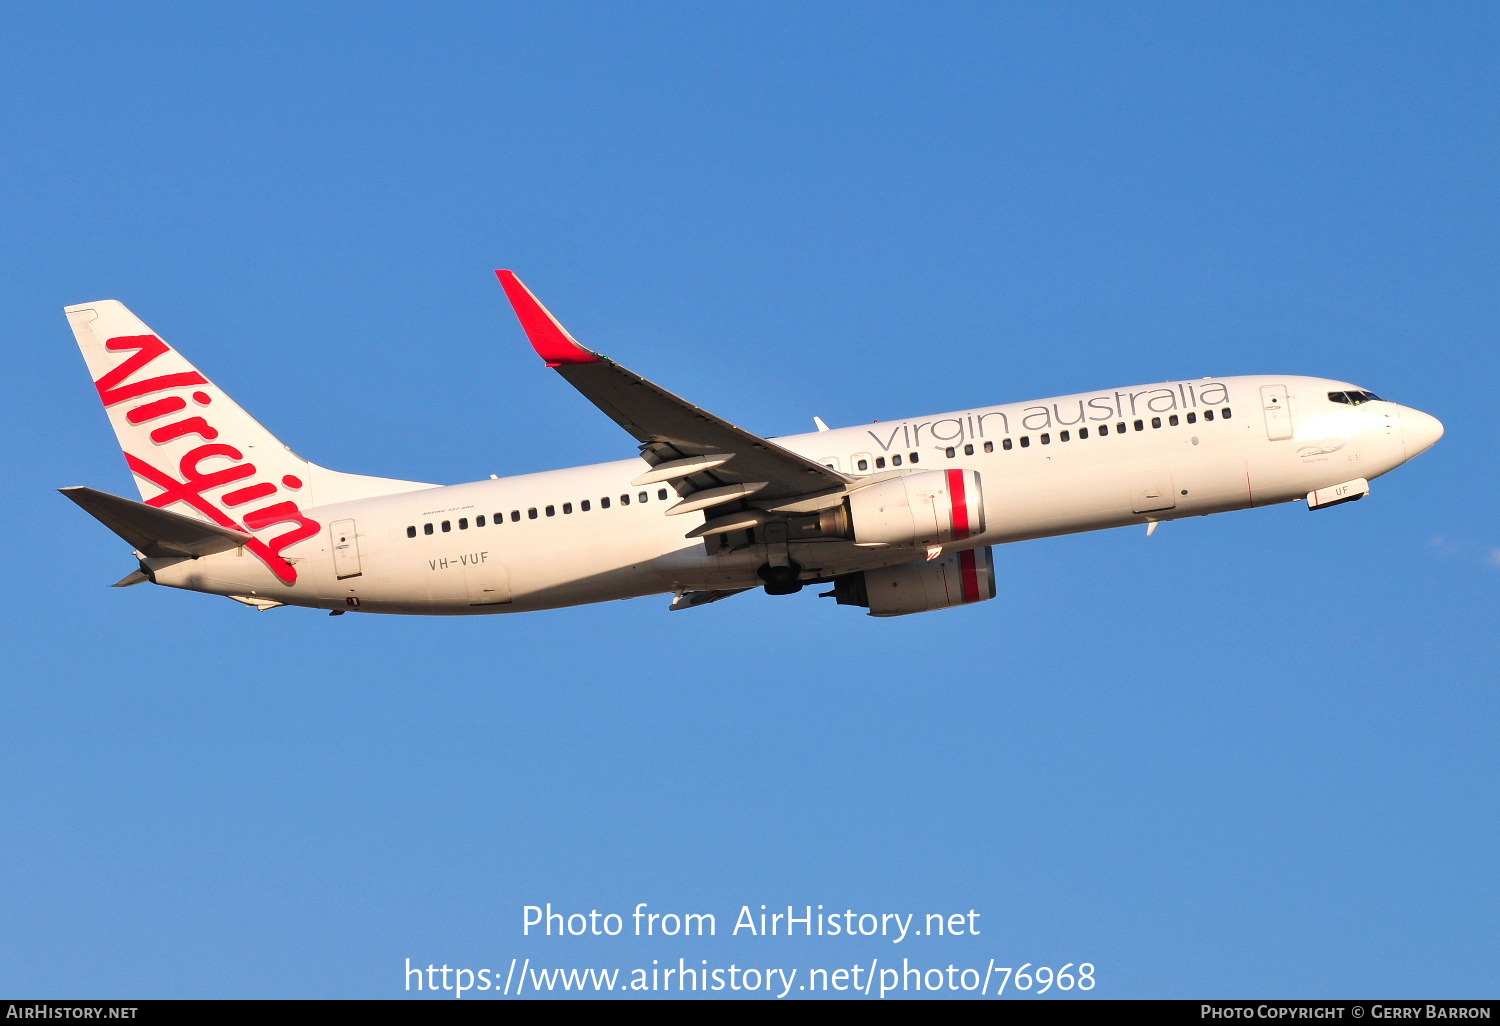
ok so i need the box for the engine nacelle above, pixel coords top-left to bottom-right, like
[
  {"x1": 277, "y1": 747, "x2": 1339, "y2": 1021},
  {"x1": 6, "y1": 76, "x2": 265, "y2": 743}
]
[
  {"x1": 820, "y1": 469, "x2": 985, "y2": 548},
  {"x1": 826, "y1": 546, "x2": 997, "y2": 617}
]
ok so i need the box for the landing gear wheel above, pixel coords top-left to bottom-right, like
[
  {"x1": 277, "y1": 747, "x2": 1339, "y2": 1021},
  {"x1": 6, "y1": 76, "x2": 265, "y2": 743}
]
[{"x1": 757, "y1": 562, "x2": 804, "y2": 596}]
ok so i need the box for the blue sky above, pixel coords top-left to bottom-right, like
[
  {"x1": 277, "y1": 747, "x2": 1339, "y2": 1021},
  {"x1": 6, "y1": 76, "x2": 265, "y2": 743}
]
[{"x1": 1, "y1": 1, "x2": 1495, "y2": 999}]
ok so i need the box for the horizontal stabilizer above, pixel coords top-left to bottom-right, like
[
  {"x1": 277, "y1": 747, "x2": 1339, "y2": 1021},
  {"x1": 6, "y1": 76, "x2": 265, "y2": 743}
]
[{"x1": 61, "y1": 486, "x2": 253, "y2": 559}]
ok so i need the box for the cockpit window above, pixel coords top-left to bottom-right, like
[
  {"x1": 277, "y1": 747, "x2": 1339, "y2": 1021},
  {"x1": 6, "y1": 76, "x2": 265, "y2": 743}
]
[{"x1": 1328, "y1": 390, "x2": 1384, "y2": 406}]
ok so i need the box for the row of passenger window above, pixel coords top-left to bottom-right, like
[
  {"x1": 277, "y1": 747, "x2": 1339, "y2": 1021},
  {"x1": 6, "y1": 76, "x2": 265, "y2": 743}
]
[
  {"x1": 410, "y1": 405, "x2": 1240, "y2": 535},
  {"x1": 849, "y1": 451, "x2": 922, "y2": 472},
  {"x1": 408, "y1": 487, "x2": 673, "y2": 538},
  {"x1": 940, "y1": 407, "x2": 1234, "y2": 458}
]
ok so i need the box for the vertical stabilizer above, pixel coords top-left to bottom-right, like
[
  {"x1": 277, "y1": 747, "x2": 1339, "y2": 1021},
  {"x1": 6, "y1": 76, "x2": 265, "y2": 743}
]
[{"x1": 65, "y1": 301, "x2": 434, "y2": 583}]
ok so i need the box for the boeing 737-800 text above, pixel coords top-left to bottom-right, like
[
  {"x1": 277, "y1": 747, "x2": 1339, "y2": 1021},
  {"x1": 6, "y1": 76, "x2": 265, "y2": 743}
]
[{"x1": 61, "y1": 272, "x2": 1443, "y2": 617}]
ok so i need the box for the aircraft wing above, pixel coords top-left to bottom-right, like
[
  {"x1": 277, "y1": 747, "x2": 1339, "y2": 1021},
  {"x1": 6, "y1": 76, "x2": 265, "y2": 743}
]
[{"x1": 497, "y1": 272, "x2": 850, "y2": 519}]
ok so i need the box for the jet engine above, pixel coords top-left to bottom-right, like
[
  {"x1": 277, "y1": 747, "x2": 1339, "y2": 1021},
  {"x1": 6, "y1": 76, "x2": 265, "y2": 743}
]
[
  {"x1": 824, "y1": 546, "x2": 996, "y2": 617},
  {"x1": 816, "y1": 469, "x2": 985, "y2": 547}
]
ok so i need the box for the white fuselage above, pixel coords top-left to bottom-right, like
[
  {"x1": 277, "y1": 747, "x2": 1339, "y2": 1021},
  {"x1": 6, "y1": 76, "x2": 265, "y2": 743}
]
[{"x1": 148, "y1": 374, "x2": 1438, "y2": 614}]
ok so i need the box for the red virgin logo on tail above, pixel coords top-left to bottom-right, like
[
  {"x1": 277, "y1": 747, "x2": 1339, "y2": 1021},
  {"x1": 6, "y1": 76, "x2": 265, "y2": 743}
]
[{"x1": 96, "y1": 334, "x2": 319, "y2": 585}]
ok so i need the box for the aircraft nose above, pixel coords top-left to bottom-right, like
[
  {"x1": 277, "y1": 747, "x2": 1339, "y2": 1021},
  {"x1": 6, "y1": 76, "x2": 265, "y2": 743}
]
[{"x1": 1401, "y1": 408, "x2": 1444, "y2": 459}]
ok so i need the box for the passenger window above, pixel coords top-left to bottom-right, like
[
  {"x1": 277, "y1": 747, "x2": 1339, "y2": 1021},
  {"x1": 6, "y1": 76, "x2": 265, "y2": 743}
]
[
  {"x1": 1222, "y1": 407, "x2": 1233, "y2": 420},
  {"x1": 581, "y1": 500, "x2": 591, "y2": 511},
  {"x1": 983, "y1": 441, "x2": 993, "y2": 453},
  {"x1": 1020, "y1": 436, "x2": 1030, "y2": 448},
  {"x1": 944, "y1": 448, "x2": 955, "y2": 459},
  {"x1": 1168, "y1": 415, "x2": 1179, "y2": 427},
  {"x1": 1099, "y1": 424, "x2": 1109, "y2": 436},
  {"x1": 1186, "y1": 412, "x2": 1197, "y2": 424},
  {"x1": 441, "y1": 520, "x2": 451, "y2": 532},
  {"x1": 511, "y1": 510, "x2": 521, "y2": 522},
  {"x1": 1060, "y1": 430, "x2": 1070, "y2": 442},
  {"x1": 601, "y1": 497, "x2": 611, "y2": 509},
  {"x1": 1002, "y1": 438, "x2": 1013, "y2": 450},
  {"x1": 658, "y1": 489, "x2": 668, "y2": 500},
  {"x1": 620, "y1": 494, "x2": 630, "y2": 505},
  {"x1": 1151, "y1": 417, "x2": 1161, "y2": 429},
  {"x1": 892, "y1": 454, "x2": 902, "y2": 466},
  {"x1": 1204, "y1": 409, "x2": 1215, "y2": 421},
  {"x1": 406, "y1": 526, "x2": 416, "y2": 538},
  {"x1": 1134, "y1": 420, "x2": 1144, "y2": 431},
  {"x1": 909, "y1": 452, "x2": 919, "y2": 464},
  {"x1": 424, "y1": 523, "x2": 433, "y2": 535},
  {"x1": 963, "y1": 444, "x2": 974, "y2": 456},
  {"x1": 857, "y1": 458, "x2": 869, "y2": 471},
  {"x1": 639, "y1": 491, "x2": 648, "y2": 503},
  {"x1": 1040, "y1": 433, "x2": 1051, "y2": 444},
  {"x1": 527, "y1": 508, "x2": 537, "y2": 519},
  {"x1": 1117, "y1": 422, "x2": 1126, "y2": 433},
  {"x1": 476, "y1": 516, "x2": 486, "y2": 527},
  {"x1": 459, "y1": 518, "x2": 468, "y2": 530},
  {"x1": 1079, "y1": 427, "x2": 1089, "y2": 439},
  {"x1": 875, "y1": 457, "x2": 886, "y2": 469},
  {"x1": 545, "y1": 505, "x2": 555, "y2": 517}
]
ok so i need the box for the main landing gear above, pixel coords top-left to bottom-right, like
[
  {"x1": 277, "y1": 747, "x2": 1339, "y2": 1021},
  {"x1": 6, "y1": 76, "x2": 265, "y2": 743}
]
[{"x1": 757, "y1": 562, "x2": 804, "y2": 596}]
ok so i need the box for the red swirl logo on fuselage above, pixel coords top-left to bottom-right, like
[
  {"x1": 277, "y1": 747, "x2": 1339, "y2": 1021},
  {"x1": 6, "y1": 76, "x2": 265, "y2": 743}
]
[{"x1": 96, "y1": 334, "x2": 319, "y2": 585}]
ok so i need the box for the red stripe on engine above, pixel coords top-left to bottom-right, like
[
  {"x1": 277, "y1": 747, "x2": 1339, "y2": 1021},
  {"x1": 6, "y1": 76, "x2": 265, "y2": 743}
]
[
  {"x1": 947, "y1": 469, "x2": 971, "y2": 540},
  {"x1": 958, "y1": 548, "x2": 981, "y2": 603}
]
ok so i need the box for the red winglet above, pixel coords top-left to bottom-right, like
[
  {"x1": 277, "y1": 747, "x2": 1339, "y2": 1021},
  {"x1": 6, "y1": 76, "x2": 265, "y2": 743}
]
[{"x1": 495, "y1": 270, "x2": 603, "y2": 367}]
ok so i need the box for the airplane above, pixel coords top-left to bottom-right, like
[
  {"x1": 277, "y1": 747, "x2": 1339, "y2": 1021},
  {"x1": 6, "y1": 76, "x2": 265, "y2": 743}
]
[{"x1": 59, "y1": 271, "x2": 1444, "y2": 617}]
